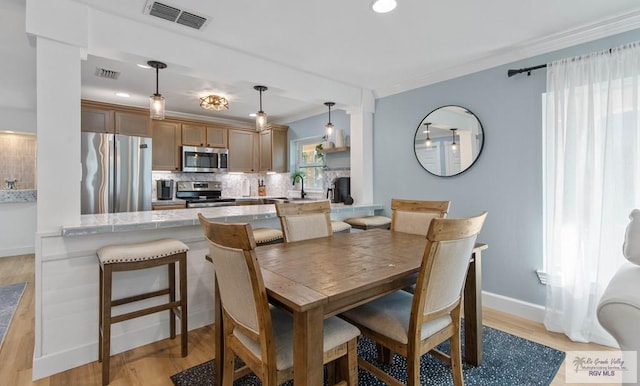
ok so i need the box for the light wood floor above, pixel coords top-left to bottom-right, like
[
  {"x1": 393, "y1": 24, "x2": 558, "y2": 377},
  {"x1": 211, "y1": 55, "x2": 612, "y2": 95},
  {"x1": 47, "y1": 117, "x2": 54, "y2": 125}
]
[{"x1": 0, "y1": 254, "x2": 618, "y2": 385}]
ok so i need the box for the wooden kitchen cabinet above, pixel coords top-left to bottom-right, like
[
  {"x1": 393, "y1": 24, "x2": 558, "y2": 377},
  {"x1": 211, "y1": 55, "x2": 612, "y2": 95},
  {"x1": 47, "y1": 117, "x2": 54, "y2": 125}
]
[
  {"x1": 152, "y1": 120, "x2": 182, "y2": 171},
  {"x1": 115, "y1": 111, "x2": 151, "y2": 137},
  {"x1": 259, "y1": 126, "x2": 287, "y2": 172},
  {"x1": 182, "y1": 124, "x2": 228, "y2": 148},
  {"x1": 81, "y1": 106, "x2": 114, "y2": 133},
  {"x1": 228, "y1": 129, "x2": 257, "y2": 172}
]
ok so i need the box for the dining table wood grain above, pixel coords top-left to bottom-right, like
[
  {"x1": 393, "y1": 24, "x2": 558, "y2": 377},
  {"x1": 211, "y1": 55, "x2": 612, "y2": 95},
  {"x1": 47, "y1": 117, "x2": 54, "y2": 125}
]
[{"x1": 210, "y1": 229, "x2": 488, "y2": 386}]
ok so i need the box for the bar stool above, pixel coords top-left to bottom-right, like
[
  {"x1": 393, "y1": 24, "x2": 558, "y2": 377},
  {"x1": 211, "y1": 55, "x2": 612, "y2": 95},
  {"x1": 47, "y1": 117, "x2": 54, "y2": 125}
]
[
  {"x1": 331, "y1": 220, "x2": 352, "y2": 234},
  {"x1": 343, "y1": 215, "x2": 391, "y2": 230},
  {"x1": 97, "y1": 238, "x2": 189, "y2": 385},
  {"x1": 253, "y1": 227, "x2": 284, "y2": 245}
]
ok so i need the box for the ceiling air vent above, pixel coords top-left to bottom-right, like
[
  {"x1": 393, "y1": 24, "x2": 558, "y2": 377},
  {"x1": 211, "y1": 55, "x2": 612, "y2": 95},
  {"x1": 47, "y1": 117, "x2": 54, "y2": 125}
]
[
  {"x1": 94, "y1": 67, "x2": 120, "y2": 80},
  {"x1": 144, "y1": 1, "x2": 210, "y2": 30}
]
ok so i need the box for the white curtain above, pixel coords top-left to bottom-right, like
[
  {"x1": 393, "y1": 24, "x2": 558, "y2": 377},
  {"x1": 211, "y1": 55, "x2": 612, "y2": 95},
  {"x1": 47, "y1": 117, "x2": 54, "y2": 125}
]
[{"x1": 543, "y1": 42, "x2": 640, "y2": 346}]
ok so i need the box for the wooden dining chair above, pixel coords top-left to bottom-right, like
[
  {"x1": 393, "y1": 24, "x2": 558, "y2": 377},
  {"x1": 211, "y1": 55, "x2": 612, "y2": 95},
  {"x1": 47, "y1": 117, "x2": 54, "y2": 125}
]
[
  {"x1": 275, "y1": 200, "x2": 333, "y2": 242},
  {"x1": 340, "y1": 212, "x2": 488, "y2": 386},
  {"x1": 390, "y1": 198, "x2": 450, "y2": 235},
  {"x1": 197, "y1": 214, "x2": 360, "y2": 386}
]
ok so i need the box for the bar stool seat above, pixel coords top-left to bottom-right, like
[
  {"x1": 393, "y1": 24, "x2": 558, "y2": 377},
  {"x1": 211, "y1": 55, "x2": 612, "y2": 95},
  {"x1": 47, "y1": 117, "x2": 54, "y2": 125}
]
[
  {"x1": 344, "y1": 215, "x2": 391, "y2": 230},
  {"x1": 97, "y1": 238, "x2": 189, "y2": 385},
  {"x1": 253, "y1": 227, "x2": 284, "y2": 245},
  {"x1": 331, "y1": 221, "x2": 352, "y2": 233}
]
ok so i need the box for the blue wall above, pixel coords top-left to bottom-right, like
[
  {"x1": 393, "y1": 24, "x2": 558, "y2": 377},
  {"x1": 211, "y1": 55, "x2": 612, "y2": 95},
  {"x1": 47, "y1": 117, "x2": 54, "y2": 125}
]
[
  {"x1": 374, "y1": 29, "x2": 640, "y2": 305},
  {"x1": 288, "y1": 109, "x2": 350, "y2": 170}
]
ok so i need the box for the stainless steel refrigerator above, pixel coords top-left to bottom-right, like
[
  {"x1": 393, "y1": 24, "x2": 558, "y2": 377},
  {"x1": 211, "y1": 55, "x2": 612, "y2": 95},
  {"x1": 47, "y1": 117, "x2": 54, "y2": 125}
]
[{"x1": 81, "y1": 132, "x2": 152, "y2": 214}]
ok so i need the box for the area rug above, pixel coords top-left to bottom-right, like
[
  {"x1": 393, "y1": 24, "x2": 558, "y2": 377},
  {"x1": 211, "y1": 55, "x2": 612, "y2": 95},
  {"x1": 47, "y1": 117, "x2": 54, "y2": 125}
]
[
  {"x1": 171, "y1": 324, "x2": 566, "y2": 385},
  {"x1": 0, "y1": 282, "x2": 27, "y2": 351}
]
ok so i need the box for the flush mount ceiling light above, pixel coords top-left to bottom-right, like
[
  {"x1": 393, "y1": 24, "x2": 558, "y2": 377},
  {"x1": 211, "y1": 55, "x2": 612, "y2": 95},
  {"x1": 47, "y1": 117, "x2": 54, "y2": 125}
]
[
  {"x1": 422, "y1": 122, "x2": 432, "y2": 147},
  {"x1": 199, "y1": 95, "x2": 229, "y2": 111},
  {"x1": 371, "y1": 0, "x2": 397, "y2": 13},
  {"x1": 324, "y1": 102, "x2": 335, "y2": 137},
  {"x1": 254, "y1": 85, "x2": 268, "y2": 131},
  {"x1": 148, "y1": 60, "x2": 167, "y2": 120}
]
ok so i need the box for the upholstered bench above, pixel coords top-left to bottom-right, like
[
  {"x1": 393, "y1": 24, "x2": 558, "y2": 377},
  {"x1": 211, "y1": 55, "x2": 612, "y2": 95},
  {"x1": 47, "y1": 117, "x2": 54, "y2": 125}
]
[
  {"x1": 97, "y1": 238, "x2": 189, "y2": 385},
  {"x1": 331, "y1": 220, "x2": 352, "y2": 234},
  {"x1": 344, "y1": 215, "x2": 391, "y2": 230},
  {"x1": 252, "y1": 227, "x2": 284, "y2": 245}
]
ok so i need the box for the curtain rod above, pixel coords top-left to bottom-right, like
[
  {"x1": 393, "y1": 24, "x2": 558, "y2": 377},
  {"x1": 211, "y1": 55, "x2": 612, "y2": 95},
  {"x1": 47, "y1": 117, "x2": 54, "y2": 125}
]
[{"x1": 507, "y1": 48, "x2": 617, "y2": 78}]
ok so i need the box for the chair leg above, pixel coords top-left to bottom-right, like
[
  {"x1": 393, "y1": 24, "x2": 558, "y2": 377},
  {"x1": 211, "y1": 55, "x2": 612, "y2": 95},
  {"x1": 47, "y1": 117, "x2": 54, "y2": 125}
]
[
  {"x1": 179, "y1": 254, "x2": 188, "y2": 357},
  {"x1": 169, "y1": 261, "x2": 176, "y2": 340},
  {"x1": 450, "y1": 327, "x2": 464, "y2": 386},
  {"x1": 377, "y1": 343, "x2": 393, "y2": 364},
  {"x1": 407, "y1": 345, "x2": 421, "y2": 386},
  {"x1": 101, "y1": 265, "x2": 113, "y2": 386},
  {"x1": 222, "y1": 338, "x2": 235, "y2": 386},
  {"x1": 346, "y1": 339, "x2": 358, "y2": 385}
]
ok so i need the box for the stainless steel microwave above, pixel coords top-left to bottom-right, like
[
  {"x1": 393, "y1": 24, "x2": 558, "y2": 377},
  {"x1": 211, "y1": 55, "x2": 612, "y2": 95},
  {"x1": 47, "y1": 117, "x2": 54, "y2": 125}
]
[{"x1": 181, "y1": 146, "x2": 228, "y2": 173}]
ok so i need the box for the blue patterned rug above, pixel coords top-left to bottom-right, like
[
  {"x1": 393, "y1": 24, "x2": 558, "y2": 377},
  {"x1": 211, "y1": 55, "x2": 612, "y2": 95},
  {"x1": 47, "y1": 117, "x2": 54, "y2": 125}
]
[
  {"x1": 171, "y1": 324, "x2": 565, "y2": 385},
  {"x1": 0, "y1": 282, "x2": 27, "y2": 350}
]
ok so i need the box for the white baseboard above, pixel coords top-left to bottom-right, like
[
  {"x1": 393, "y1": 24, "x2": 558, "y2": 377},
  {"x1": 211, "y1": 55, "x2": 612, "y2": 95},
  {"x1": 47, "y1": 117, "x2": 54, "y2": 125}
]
[
  {"x1": 482, "y1": 290, "x2": 546, "y2": 323},
  {"x1": 32, "y1": 307, "x2": 213, "y2": 380},
  {"x1": 0, "y1": 246, "x2": 35, "y2": 258}
]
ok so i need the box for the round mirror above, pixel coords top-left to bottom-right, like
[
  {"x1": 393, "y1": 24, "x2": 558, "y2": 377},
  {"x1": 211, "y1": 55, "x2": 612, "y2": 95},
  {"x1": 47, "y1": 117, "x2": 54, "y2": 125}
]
[{"x1": 413, "y1": 105, "x2": 484, "y2": 177}]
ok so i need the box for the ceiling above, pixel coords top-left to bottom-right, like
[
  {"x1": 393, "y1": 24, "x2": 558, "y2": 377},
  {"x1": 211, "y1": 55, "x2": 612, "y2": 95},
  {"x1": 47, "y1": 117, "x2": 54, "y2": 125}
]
[{"x1": 5, "y1": 0, "x2": 640, "y2": 125}]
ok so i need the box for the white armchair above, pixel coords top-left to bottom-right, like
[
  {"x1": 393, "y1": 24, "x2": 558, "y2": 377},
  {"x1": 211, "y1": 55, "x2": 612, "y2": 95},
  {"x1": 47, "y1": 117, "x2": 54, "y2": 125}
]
[{"x1": 597, "y1": 209, "x2": 640, "y2": 385}]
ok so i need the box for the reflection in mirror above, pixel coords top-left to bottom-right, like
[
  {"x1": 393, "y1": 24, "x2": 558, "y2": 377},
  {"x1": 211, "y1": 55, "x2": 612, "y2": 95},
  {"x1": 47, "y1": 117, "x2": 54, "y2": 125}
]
[{"x1": 414, "y1": 105, "x2": 484, "y2": 177}]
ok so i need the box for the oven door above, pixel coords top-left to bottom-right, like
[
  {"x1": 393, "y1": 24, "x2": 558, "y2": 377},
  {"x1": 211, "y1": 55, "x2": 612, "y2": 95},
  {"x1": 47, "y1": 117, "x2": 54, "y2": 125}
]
[{"x1": 182, "y1": 146, "x2": 218, "y2": 172}]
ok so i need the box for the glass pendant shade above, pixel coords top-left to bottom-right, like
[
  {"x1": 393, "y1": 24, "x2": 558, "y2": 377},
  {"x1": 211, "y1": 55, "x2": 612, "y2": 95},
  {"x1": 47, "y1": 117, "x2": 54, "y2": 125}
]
[
  {"x1": 150, "y1": 94, "x2": 165, "y2": 120},
  {"x1": 425, "y1": 137, "x2": 431, "y2": 147},
  {"x1": 256, "y1": 111, "x2": 267, "y2": 131},
  {"x1": 324, "y1": 101, "x2": 335, "y2": 138},
  {"x1": 451, "y1": 128, "x2": 458, "y2": 151}
]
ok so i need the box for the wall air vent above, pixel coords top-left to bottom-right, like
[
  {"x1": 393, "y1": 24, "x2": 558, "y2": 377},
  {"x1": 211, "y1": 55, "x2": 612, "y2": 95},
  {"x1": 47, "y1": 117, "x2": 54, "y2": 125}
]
[
  {"x1": 94, "y1": 67, "x2": 120, "y2": 80},
  {"x1": 144, "y1": 1, "x2": 210, "y2": 30}
]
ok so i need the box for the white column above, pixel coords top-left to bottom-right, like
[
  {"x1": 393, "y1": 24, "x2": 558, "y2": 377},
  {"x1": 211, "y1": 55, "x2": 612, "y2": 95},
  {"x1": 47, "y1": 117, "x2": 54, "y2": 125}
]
[
  {"x1": 347, "y1": 89, "x2": 375, "y2": 204},
  {"x1": 35, "y1": 37, "x2": 82, "y2": 232}
]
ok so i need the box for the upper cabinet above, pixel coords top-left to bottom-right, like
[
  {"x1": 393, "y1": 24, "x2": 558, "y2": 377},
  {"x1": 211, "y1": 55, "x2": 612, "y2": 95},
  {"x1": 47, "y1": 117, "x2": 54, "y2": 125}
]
[
  {"x1": 151, "y1": 120, "x2": 181, "y2": 171},
  {"x1": 259, "y1": 126, "x2": 287, "y2": 172},
  {"x1": 181, "y1": 123, "x2": 228, "y2": 148},
  {"x1": 228, "y1": 129, "x2": 257, "y2": 172},
  {"x1": 81, "y1": 101, "x2": 150, "y2": 137}
]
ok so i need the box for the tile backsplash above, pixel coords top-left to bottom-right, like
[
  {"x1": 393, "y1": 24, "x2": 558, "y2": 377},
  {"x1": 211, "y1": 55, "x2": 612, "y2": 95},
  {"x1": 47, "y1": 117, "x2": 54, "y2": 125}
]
[{"x1": 0, "y1": 132, "x2": 36, "y2": 190}]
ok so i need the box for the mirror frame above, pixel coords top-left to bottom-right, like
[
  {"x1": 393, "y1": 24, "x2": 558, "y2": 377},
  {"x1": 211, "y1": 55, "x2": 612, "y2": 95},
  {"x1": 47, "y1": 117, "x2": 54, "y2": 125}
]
[{"x1": 413, "y1": 105, "x2": 485, "y2": 177}]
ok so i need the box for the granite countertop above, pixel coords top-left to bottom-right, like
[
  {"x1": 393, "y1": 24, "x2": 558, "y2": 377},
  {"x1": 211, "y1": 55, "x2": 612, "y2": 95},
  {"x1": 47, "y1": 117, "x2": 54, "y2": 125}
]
[
  {"x1": 61, "y1": 202, "x2": 383, "y2": 237},
  {"x1": 0, "y1": 189, "x2": 37, "y2": 203}
]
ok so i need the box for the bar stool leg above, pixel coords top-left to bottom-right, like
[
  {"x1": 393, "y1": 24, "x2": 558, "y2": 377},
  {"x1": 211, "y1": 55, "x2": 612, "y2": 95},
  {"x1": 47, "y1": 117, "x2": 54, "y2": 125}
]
[
  {"x1": 169, "y1": 262, "x2": 176, "y2": 340},
  {"x1": 102, "y1": 264, "x2": 113, "y2": 386},
  {"x1": 179, "y1": 253, "x2": 188, "y2": 357}
]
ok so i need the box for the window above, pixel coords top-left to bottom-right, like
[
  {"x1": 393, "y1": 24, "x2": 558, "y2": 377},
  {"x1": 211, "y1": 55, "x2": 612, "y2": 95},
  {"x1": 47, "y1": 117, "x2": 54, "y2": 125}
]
[{"x1": 292, "y1": 136, "x2": 324, "y2": 190}]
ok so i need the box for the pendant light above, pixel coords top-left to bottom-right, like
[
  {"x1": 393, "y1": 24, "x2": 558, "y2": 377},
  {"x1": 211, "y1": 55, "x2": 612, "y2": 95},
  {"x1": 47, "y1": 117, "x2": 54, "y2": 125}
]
[
  {"x1": 422, "y1": 122, "x2": 432, "y2": 147},
  {"x1": 324, "y1": 102, "x2": 335, "y2": 137},
  {"x1": 450, "y1": 128, "x2": 458, "y2": 151},
  {"x1": 148, "y1": 61, "x2": 167, "y2": 120},
  {"x1": 254, "y1": 85, "x2": 268, "y2": 131}
]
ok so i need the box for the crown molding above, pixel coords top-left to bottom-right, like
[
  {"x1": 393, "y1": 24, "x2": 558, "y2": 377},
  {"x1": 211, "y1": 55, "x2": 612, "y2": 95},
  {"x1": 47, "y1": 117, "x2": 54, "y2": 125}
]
[{"x1": 374, "y1": 9, "x2": 640, "y2": 99}]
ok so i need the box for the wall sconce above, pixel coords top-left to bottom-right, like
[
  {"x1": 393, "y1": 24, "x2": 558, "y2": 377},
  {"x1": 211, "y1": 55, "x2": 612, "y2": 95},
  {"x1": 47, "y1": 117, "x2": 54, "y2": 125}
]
[
  {"x1": 423, "y1": 122, "x2": 432, "y2": 147},
  {"x1": 199, "y1": 95, "x2": 229, "y2": 111},
  {"x1": 148, "y1": 60, "x2": 167, "y2": 120},
  {"x1": 254, "y1": 85, "x2": 268, "y2": 131},
  {"x1": 324, "y1": 102, "x2": 335, "y2": 138}
]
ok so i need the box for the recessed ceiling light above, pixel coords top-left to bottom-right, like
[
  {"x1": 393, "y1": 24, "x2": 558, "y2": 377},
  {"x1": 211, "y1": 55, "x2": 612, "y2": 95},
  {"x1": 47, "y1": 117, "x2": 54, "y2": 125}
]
[
  {"x1": 115, "y1": 92, "x2": 131, "y2": 98},
  {"x1": 137, "y1": 63, "x2": 152, "y2": 69},
  {"x1": 249, "y1": 113, "x2": 257, "y2": 117},
  {"x1": 371, "y1": 0, "x2": 397, "y2": 13}
]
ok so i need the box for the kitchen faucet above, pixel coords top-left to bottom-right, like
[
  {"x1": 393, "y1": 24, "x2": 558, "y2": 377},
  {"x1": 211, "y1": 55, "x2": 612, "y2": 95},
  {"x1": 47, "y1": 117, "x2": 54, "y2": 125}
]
[{"x1": 292, "y1": 174, "x2": 306, "y2": 199}]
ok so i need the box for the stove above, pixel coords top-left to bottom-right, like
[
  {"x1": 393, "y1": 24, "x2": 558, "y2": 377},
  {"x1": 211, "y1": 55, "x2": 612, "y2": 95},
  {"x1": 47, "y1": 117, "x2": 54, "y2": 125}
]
[{"x1": 176, "y1": 181, "x2": 236, "y2": 208}]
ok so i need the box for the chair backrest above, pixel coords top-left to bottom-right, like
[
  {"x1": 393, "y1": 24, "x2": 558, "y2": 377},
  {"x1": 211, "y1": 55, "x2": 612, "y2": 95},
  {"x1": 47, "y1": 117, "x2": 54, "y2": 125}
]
[
  {"x1": 197, "y1": 214, "x2": 273, "y2": 356},
  {"x1": 412, "y1": 212, "x2": 487, "y2": 322},
  {"x1": 390, "y1": 199, "x2": 450, "y2": 236},
  {"x1": 275, "y1": 200, "x2": 333, "y2": 242}
]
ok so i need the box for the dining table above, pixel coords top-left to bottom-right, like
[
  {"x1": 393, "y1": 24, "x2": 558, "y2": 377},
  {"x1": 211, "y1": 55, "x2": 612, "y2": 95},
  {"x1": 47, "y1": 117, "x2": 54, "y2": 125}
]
[{"x1": 211, "y1": 228, "x2": 488, "y2": 386}]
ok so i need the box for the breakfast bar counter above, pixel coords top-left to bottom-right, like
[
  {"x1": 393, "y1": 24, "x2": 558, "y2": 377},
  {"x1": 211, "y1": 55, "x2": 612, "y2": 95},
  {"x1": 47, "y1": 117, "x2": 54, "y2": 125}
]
[{"x1": 33, "y1": 202, "x2": 383, "y2": 379}]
